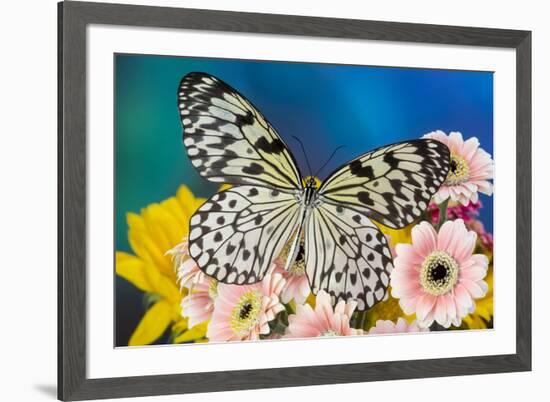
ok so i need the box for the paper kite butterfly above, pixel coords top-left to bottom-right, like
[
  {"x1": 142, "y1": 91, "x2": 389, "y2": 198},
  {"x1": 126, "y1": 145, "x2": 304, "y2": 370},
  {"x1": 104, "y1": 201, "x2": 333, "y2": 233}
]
[{"x1": 178, "y1": 72, "x2": 451, "y2": 311}]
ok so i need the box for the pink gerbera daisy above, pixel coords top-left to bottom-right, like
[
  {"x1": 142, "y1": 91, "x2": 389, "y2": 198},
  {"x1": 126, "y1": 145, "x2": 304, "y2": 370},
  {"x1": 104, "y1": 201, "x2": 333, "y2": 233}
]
[
  {"x1": 167, "y1": 237, "x2": 216, "y2": 326},
  {"x1": 391, "y1": 219, "x2": 489, "y2": 328},
  {"x1": 271, "y1": 257, "x2": 311, "y2": 305},
  {"x1": 167, "y1": 237, "x2": 205, "y2": 289},
  {"x1": 207, "y1": 272, "x2": 286, "y2": 342},
  {"x1": 180, "y1": 276, "x2": 217, "y2": 328},
  {"x1": 284, "y1": 290, "x2": 360, "y2": 338},
  {"x1": 423, "y1": 130, "x2": 493, "y2": 205},
  {"x1": 368, "y1": 318, "x2": 428, "y2": 335}
]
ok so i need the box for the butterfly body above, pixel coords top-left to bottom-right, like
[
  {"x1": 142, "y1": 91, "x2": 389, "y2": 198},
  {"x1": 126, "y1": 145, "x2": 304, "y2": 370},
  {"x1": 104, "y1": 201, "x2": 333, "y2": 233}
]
[
  {"x1": 284, "y1": 178, "x2": 322, "y2": 271},
  {"x1": 178, "y1": 72, "x2": 451, "y2": 310}
]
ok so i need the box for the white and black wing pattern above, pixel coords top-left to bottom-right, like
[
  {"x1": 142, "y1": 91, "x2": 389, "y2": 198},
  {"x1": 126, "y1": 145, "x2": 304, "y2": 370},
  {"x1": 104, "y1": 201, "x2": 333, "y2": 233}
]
[
  {"x1": 178, "y1": 72, "x2": 302, "y2": 190},
  {"x1": 304, "y1": 203, "x2": 393, "y2": 310},
  {"x1": 188, "y1": 186, "x2": 301, "y2": 284},
  {"x1": 318, "y1": 139, "x2": 451, "y2": 229}
]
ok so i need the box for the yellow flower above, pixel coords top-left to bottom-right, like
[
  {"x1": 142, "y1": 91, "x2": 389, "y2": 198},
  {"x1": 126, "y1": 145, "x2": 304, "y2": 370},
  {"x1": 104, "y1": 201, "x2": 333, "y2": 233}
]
[{"x1": 116, "y1": 185, "x2": 205, "y2": 346}]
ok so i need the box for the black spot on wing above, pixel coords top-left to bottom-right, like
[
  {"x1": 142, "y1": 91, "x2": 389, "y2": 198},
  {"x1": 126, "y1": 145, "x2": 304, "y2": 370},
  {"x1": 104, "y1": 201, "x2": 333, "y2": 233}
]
[
  {"x1": 358, "y1": 191, "x2": 375, "y2": 207},
  {"x1": 254, "y1": 137, "x2": 286, "y2": 155},
  {"x1": 235, "y1": 111, "x2": 255, "y2": 126},
  {"x1": 242, "y1": 162, "x2": 265, "y2": 175},
  {"x1": 349, "y1": 160, "x2": 375, "y2": 179}
]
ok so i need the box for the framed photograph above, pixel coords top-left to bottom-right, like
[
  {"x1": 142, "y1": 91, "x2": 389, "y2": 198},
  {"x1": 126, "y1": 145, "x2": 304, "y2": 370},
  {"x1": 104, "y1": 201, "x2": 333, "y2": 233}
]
[{"x1": 58, "y1": 1, "x2": 531, "y2": 400}]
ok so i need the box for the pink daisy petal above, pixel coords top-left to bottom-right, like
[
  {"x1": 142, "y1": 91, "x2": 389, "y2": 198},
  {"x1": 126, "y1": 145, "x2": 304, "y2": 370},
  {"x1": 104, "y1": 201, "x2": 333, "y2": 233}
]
[
  {"x1": 271, "y1": 264, "x2": 310, "y2": 305},
  {"x1": 444, "y1": 293, "x2": 458, "y2": 321},
  {"x1": 453, "y1": 283, "x2": 474, "y2": 308},
  {"x1": 391, "y1": 280, "x2": 422, "y2": 299},
  {"x1": 416, "y1": 294, "x2": 437, "y2": 321},
  {"x1": 411, "y1": 222, "x2": 438, "y2": 257},
  {"x1": 452, "y1": 231, "x2": 477, "y2": 263},
  {"x1": 437, "y1": 219, "x2": 464, "y2": 251},
  {"x1": 460, "y1": 264, "x2": 488, "y2": 282},
  {"x1": 462, "y1": 137, "x2": 480, "y2": 161},
  {"x1": 434, "y1": 299, "x2": 448, "y2": 326},
  {"x1": 460, "y1": 278, "x2": 487, "y2": 299},
  {"x1": 285, "y1": 290, "x2": 357, "y2": 338},
  {"x1": 397, "y1": 295, "x2": 421, "y2": 315},
  {"x1": 368, "y1": 318, "x2": 429, "y2": 335}
]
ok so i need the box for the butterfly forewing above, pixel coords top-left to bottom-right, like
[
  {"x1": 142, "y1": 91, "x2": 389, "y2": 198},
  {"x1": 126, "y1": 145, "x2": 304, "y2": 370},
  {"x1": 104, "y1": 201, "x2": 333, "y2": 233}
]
[
  {"x1": 318, "y1": 139, "x2": 450, "y2": 229},
  {"x1": 178, "y1": 72, "x2": 302, "y2": 190},
  {"x1": 305, "y1": 202, "x2": 393, "y2": 311},
  {"x1": 188, "y1": 186, "x2": 301, "y2": 284}
]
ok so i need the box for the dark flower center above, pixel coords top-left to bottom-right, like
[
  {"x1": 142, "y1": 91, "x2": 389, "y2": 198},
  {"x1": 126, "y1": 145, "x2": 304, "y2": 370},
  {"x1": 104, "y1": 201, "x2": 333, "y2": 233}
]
[
  {"x1": 239, "y1": 302, "x2": 253, "y2": 319},
  {"x1": 430, "y1": 263, "x2": 449, "y2": 282},
  {"x1": 445, "y1": 154, "x2": 470, "y2": 186},
  {"x1": 420, "y1": 251, "x2": 459, "y2": 296},
  {"x1": 230, "y1": 290, "x2": 262, "y2": 336},
  {"x1": 295, "y1": 244, "x2": 305, "y2": 264},
  {"x1": 450, "y1": 160, "x2": 458, "y2": 174}
]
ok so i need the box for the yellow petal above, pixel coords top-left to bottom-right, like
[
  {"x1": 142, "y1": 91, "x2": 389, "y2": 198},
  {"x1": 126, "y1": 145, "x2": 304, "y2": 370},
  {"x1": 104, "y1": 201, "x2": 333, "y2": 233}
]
[
  {"x1": 158, "y1": 198, "x2": 189, "y2": 243},
  {"x1": 173, "y1": 322, "x2": 208, "y2": 343},
  {"x1": 142, "y1": 205, "x2": 177, "y2": 255},
  {"x1": 127, "y1": 196, "x2": 197, "y2": 278},
  {"x1": 175, "y1": 185, "x2": 204, "y2": 217},
  {"x1": 128, "y1": 219, "x2": 173, "y2": 277},
  {"x1": 161, "y1": 195, "x2": 186, "y2": 223},
  {"x1": 127, "y1": 212, "x2": 152, "y2": 260},
  {"x1": 116, "y1": 252, "x2": 154, "y2": 293},
  {"x1": 116, "y1": 251, "x2": 181, "y2": 303},
  {"x1": 141, "y1": 262, "x2": 182, "y2": 303},
  {"x1": 141, "y1": 204, "x2": 186, "y2": 271},
  {"x1": 129, "y1": 300, "x2": 173, "y2": 346},
  {"x1": 171, "y1": 317, "x2": 189, "y2": 334}
]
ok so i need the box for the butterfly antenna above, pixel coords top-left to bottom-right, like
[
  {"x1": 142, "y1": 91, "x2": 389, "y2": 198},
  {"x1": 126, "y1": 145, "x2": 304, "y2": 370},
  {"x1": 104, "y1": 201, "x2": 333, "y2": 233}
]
[
  {"x1": 291, "y1": 135, "x2": 313, "y2": 177},
  {"x1": 313, "y1": 145, "x2": 346, "y2": 178}
]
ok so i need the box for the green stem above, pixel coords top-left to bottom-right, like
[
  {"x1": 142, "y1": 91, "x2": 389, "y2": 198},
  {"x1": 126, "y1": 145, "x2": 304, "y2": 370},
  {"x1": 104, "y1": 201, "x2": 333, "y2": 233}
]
[
  {"x1": 359, "y1": 310, "x2": 367, "y2": 331},
  {"x1": 285, "y1": 302, "x2": 295, "y2": 315},
  {"x1": 437, "y1": 199, "x2": 449, "y2": 230}
]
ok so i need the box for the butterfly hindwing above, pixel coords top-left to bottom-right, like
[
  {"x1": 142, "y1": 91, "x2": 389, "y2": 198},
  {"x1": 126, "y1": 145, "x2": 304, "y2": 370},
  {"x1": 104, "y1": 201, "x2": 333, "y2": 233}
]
[
  {"x1": 188, "y1": 186, "x2": 301, "y2": 284},
  {"x1": 319, "y1": 139, "x2": 450, "y2": 229},
  {"x1": 305, "y1": 202, "x2": 393, "y2": 311},
  {"x1": 178, "y1": 72, "x2": 302, "y2": 190}
]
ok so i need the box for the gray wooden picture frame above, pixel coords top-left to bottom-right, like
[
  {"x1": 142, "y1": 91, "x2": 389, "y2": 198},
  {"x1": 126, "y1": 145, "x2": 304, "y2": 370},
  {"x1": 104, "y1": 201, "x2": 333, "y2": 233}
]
[{"x1": 58, "y1": 1, "x2": 532, "y2": 400}]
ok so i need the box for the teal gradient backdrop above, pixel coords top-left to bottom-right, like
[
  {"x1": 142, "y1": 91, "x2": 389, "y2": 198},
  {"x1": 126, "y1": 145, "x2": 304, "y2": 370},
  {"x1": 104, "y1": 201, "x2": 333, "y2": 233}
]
[{"x1": 115, "y1": 54, "x2": 493, "y2": 346}]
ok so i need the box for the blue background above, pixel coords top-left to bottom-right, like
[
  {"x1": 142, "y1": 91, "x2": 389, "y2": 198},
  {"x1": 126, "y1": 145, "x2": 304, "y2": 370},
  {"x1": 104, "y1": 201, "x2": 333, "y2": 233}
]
[{"x1": 115, "y1": 54, "x2": 493, "y2": 345}]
